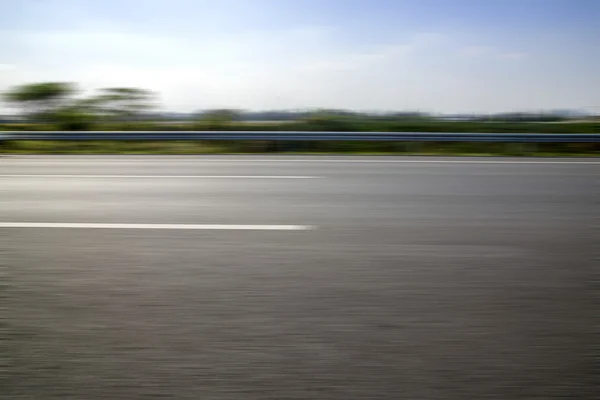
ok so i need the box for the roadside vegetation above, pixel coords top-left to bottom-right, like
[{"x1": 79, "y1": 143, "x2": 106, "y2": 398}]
[{"x1": 1, "y1": 82, "x2": 598, "y2": 155}]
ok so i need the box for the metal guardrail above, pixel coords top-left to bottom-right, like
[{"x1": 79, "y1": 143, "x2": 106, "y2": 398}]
[{"x1": 1, "y1": 131, "x2": 599, "y2": 143}]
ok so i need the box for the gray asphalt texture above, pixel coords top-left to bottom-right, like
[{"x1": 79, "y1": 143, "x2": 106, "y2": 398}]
[{"x1": 3, "y1": 156, "x2": 598, "y2": 399}]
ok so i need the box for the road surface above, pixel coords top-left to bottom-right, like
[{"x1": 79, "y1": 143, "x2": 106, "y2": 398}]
[{"x1": 3, "y1": 156, "x2": 597, "y2": 399}]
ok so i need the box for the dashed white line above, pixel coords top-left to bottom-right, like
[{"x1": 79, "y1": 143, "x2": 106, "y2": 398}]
[
  {"x1": 0, "y1": 222, "x2": 314, "y2": 231},
  {"x1": 302, "y1": 160, "x2": 600, "y2": 165},
  {"x1": 157, "y1": 159, "x2": 596, "y2": 164},
  {"x1": 0, "y1": 175, "x2": 320, "y2": 179}
]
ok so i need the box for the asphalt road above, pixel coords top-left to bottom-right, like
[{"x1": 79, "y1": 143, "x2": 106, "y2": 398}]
[{"x1": 3, "y1": 156, "x2": 598, "y2": 399}]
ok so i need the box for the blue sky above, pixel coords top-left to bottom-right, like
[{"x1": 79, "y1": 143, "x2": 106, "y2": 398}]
[{"x1": 1, "y1": 0, "x2": 598, "y2": 113}]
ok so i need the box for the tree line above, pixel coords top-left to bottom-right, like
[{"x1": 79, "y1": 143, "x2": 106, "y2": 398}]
[
  {"x1": 2, "y1": 82, "x2": 598, "y2": 133},
  {"x1": 2, "y1": 82, "x2": 156, "y2": 129}
]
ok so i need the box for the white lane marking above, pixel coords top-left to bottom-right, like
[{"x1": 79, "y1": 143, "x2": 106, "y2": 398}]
[
  {"x1": 0, "y1": 222, "x2": 314, "y2": 231},
  {"x1": 0, "y1": 175, "x2": 319, "y2": 179},
  {"x1": 287, "y1": 160, "x2": 600, "y2": 165},
  {"x1": 156, "y1": 159, "x2": 597, "y2": 164},
  {"x1": 3, "y1": 159, "x2": 599, "y2": 165}
]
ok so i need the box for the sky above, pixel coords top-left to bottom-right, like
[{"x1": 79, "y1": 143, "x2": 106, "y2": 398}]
[{"x1": 1, "y1": 0, "x2": 599, "y2": 114}]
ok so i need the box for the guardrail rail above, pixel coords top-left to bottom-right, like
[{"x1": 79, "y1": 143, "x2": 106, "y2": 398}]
[{"x1": 1, "y1": 131, "x2": 599, "y2": 142}]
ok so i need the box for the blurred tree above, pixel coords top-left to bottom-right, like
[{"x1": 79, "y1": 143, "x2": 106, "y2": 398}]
[
  {"x1": 3, "y1": 82, "x2": 76, "y2": 122},
  {"x1": 49, "y1": 102, "x2": 99, "y2": 130},
  {"x1": 92, "y1": 87, "x2": 156, "y2": 121},
  {"x1": 303, "y1": 109, "x2": 357, "y2": 131},
  {"x1": 198, "y1": 109, "x2": 242, "y2": 129}
]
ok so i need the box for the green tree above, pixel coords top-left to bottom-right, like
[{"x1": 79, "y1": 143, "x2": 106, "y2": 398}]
[
  {"x1": 3, "y1": 82, "x2": 76, "y2": 122},
  {"x1": 198, "y1": 109, "x2": 242, "y2": 130},
  {"x1": 49, "y1": 102, "x2": 99, "y2": 130},
  {"x1": 303, "y1": 109, "x2": 356, "y2": 131},
  {"x1": 92, "y1": 87, "x2": 156, "y2": 121}
]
